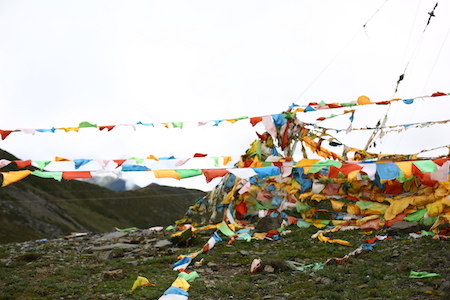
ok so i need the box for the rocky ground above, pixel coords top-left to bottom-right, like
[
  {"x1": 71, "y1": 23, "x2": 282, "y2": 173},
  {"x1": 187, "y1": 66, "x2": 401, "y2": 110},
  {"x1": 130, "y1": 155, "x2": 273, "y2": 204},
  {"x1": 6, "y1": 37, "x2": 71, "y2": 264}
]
[{"x1": 1, "y1": 222, "x2": 450, "y2": 299}]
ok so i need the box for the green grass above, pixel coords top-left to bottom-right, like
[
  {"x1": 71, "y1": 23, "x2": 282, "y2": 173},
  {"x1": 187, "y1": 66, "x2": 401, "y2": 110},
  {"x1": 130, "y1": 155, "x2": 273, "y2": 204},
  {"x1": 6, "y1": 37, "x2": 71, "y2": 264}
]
[{"x1": 0, "y1": 226, "x2": 448, "y2": 299}]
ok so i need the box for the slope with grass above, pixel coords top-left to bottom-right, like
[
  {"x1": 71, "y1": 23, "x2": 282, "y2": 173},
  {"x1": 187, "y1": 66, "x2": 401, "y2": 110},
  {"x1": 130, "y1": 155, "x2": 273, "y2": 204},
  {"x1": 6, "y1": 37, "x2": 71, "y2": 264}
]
[
  {"x1": 0, "y1": 149, "x2": 206, "y2": 244},
  {"x1": 0, "y1": 225, "x2": 448, "y2": 299}
]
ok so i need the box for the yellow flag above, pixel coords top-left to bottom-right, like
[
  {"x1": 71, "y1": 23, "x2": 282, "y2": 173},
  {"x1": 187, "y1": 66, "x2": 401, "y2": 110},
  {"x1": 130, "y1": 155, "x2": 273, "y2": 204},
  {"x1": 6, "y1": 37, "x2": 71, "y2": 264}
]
[
  {"x1": 385, "y1": 197, "x2": 410, "y2": 220},
  {"x1": 222, "y1": 156, "x2": 232, "y2": 166},
  {"x1": 2, "y1": 170, "x2": 32, "y2": 187},
  {"x1": 171, "y1": 277, "x2": 190, "y2": 291},
  {"x1": 153, "y1": 170, "x2": 181, "y2": 180},
  {"x1": 59, "y1": 127, "x2": 79, "y2": 132},
  {"x1": 130, "y1": 276, "x2": 154, "y2": 292}
]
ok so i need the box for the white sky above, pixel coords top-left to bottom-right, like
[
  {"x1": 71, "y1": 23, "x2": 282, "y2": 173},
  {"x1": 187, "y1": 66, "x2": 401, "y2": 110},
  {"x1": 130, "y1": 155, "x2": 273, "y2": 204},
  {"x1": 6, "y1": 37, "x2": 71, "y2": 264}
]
[{"x1": 0, "y1": 0, "x2": 449, "y2": 191}]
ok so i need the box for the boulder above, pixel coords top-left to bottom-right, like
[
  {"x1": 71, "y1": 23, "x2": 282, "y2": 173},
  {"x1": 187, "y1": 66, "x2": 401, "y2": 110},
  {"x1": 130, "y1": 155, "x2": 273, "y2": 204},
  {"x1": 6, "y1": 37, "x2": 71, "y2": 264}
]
[{"x1": 255, "y1": 216, "x2": 283, "y2": 233}]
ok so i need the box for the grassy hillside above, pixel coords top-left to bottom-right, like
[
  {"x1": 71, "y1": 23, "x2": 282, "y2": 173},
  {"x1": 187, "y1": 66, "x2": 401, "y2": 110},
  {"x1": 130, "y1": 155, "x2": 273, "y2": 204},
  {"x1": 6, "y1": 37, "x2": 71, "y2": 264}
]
[{"x1": 0, "y1": 149, "x2": 206, "y2": 244}]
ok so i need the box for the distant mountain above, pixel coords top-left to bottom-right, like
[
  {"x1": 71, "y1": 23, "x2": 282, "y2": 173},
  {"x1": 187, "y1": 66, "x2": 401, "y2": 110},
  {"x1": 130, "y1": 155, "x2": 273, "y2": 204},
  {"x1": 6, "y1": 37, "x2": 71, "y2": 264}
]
[
  {"x1": 0, "y1": 149, "x2": 206, "y2": 244},
  {"x1": 80, "y1": 176, "x2": 140, "y2": 191}
]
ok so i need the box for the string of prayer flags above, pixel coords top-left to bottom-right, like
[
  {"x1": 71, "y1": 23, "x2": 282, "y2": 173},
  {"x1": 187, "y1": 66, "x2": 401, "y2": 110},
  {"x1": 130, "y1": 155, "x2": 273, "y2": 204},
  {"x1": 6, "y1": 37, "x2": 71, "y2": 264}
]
[
  {"x1": 4, "y1": 104, "x2": 450, "y2": 237},
  {"x1": 3, "y1": 156, "x2": 450, "y2": 194},
  {"x1": 0, "y1": 93, "x2": 448, "y2": 140},
  {"x1": 0, "y1": 154, "x2": 237, "y2": 174}
]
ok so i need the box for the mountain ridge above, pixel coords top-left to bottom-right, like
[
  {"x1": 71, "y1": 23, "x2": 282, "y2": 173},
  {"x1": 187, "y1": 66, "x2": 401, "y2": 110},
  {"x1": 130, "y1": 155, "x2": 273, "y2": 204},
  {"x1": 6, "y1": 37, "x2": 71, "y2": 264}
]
[{"x1": 0, "y1": 149, "x2": 206, "y2": 244}]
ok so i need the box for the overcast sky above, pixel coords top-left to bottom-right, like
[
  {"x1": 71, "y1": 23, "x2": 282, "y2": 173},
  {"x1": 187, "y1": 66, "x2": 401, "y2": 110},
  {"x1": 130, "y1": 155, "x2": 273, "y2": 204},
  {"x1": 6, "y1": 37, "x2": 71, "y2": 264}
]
[{"x1": 0, "y1": 0, "x2": 449, "y2": 190}]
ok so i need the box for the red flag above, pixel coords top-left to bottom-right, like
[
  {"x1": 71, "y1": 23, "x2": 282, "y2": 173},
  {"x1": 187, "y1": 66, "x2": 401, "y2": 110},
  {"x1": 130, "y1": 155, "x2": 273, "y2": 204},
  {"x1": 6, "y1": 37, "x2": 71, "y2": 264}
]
[
  {"x1": 202, "y1": 169, "x2": 228, "y2": 183},
  {"x1": 14, "y1": 160, "x2": 32, "y2": 168},
  {"x1": 250, "y1": 116, "x2": 262, "y2": 126},
  {"x1": 99, "y1": 125, "x2": 115, "y2": 131},
  {"x1": 113, "y1": 159, "x2": 127, "y2": 167},
  {"x1": 62, "y1": 171, "x2": 92, "y2": 180},
  {"x1": 431, "y1": 92, "x2": 447, "y2": 97},
  {"x1": 0, "y1": 130, "x2": 13, "y2": 140}
]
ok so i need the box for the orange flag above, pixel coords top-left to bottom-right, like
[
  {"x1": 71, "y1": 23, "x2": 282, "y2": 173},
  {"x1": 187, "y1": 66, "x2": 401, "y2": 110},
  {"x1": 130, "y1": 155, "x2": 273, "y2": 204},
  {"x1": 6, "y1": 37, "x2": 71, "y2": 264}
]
[
  {"x1": 147, "y1": 155, "x2": 159, "y2": 161},
  {"x1": 55, "y1": 157, "x2": 71, "y2": 161}
]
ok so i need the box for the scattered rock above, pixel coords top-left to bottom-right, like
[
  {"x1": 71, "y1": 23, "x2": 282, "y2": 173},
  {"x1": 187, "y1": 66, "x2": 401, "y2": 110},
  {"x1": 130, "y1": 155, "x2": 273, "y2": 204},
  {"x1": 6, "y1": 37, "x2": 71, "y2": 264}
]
[
  {"x1": 1, "y1": 223, "x2": 449, "y2": 300},
  {"x1": 255, "y1": 216, "x2": 283, "y2": 233},
  {"x1": 0, "y1": 258, "x2": 12, "y2": 266},
  {"x1": 251, "y1": 274, "x2": 263, "y2": 280},
  {"x1": 95, "y1": 250, "x2": 114, "y2": 261},
  {"x1": 87, "y1": 243, "x2": 140, "y2": 252},
  {"x1": 154, "y1": 239, "x2": 173, "y2": 249},
  {"x1": 210, "y1": 265, "x2": 220, "y2": 272},
  {"x1": 96, "y1": 231, "x2": 128, "y2": 241},
  {"x1": 396, "y1": 263, "x2": 411, "y2": 271},
  {"x1": 316, "y1": 276, "x2": 333, "y2": 285},
  {"x1": 386, "y1": 221, "x2": 420, "y2": 235},
  {"x1": 439, "y1": 280, "x2": 450, "y2": 295},
  {"x1": 391, "y1": 251, "x2": 400, "y2": 258},
  {"x1": 102, "y1": 269, "x2": 125, "y2": 280},
  {"x1": 124, "y1": 260, "x2": 138, "y2": 267},
  {"x1": 100, "y1": 293, "x2": 115, "y2": 299},
  {"x1": 263, "y1": 265, "x2": 275, "y2": 273}
]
